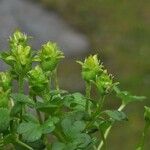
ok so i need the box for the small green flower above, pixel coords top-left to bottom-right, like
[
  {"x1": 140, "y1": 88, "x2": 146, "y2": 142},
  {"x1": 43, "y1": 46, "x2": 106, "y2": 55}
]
[
  {"x1": 0, "y1": 72, "x2": 12, "y2": 91},
  {"x1": 77, "y1": 55, "x2": 103, "y2": 82},
  {"x1": 9, "y1": 30, "x2": 29, "y2": 48},
  {"x1": 144, "y1": 106, "x2": 150, "y2": 124},
  {"x1": 95, "y1": 70, "x2": 114, "y2": 95},
  {"x1": 36, "y1": 41, "x2": 64, "y2": 72},
  {"x1": 28, "y1": 66, "x2": 48, "y2": 93}
]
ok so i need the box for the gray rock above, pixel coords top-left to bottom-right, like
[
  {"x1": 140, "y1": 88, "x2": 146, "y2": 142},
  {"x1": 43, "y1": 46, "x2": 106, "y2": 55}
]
[{"x1": 0, "y1": 0, "x2": 89, "y2": 57}]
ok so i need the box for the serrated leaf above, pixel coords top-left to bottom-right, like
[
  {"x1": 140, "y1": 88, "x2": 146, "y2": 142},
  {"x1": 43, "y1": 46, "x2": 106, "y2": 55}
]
[
  {"x1": 105, "y1": 110, "x2": 128, "y2": 121},
  {"x1": 42, "y1": 116, "x2": 59, "y2": 134},
  {"x1": 61, "y1": 117, "x2": 86, "y2": 138},
  {"x1": 17, "y1": 122, "x2": 42, "y2": 142},
  {"x1": 114, "y1": 86, "x2": 146, "y2": 105},
  {"x1": 63, "y1": 93, "x2": 88, "y2": 111},
  {"x1": 11, "y1": 93, "x2": 35, "y2": 107},
  {"x1": 0, "y1": 108, "x2": 10, "y2": 132}
]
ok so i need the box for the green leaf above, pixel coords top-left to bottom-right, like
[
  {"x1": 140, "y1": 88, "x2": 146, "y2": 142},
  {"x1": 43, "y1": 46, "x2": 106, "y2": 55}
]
[
  {"x1": 63, "y1": 93, "x2": 89, "y2": 111},
  {"x1": 42, "y1": 116, "x2": 59, "y2": 134},
  {"x1": 11, "y1": 93, "x2": 35, "y2": 107},
  {"x1": 0, "y1": 108, "x2": 10, "y2": 132},
  {"x1": 105, "y1": 110, "x2": 128, "y2": 121},
  {"x1": 114, "y1": 86, "x2": 146, "y2": 105},
  {"x1": 10, "y1": 103, "x2": 22, "y2": 117},
  {"x1": 52, "y1": 142, "x2": 65, "y2": 150},
  {"x1": 35, "y1": 101, "x2": 59, "y2": 114},
  {"x1": 17, "y1": 122, "x2": 42, "y2": 142},
  {"x1": 61, "y1": 117, "x2": 86, "y2": 138}
]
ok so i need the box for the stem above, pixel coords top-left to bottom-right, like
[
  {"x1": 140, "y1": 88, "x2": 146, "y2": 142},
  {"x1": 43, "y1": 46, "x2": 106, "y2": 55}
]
[
  {"x1": 99, "y1": 128, "x2": 106, "y2": 150},
  {"x1": 54, "y1": 129, "x2": 66, "y2": 143},
  {"x1": 54, "y1": 69, "x2": 59, "y2": 90},
  {"x1": 16, "y1": 139, "x2": 33, "y2": 150},
  {"x1": 85, "y1": 82, "x2": 91, "y2": 114},
  {"x1": 32, "y1": 95, "x2": 43, "y2": 124},
  {"x1": 18, "y1": 76, "x2": 24, "y2": 93},
  {"x1": 85, "y1": 96, "x2": 105, "y2": 130},
  {"x1": 97, "y1": 103, "x2": 126, "y2": 150},
  {"x1": 136, "y1": 123, "x2": 150, "y2": 150}
]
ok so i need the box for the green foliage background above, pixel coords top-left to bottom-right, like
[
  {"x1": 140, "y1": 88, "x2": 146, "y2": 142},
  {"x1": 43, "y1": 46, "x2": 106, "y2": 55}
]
[{"x1": 37, "y1": 0, "x2": 150, "y2": 149}]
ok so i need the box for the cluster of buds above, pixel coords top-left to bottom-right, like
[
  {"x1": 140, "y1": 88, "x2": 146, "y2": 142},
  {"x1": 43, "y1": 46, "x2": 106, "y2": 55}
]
[
  {"x1": 0, "y1": 72, "x2": 12, "y2": 107},
  {"x1": 9, "y1": 30, "x2": 29, "y2": 48},
  {"x1": 77, "y1": 55, "x2": 102, "y2": 82},
  {"x1": 1, "y1": 31, "x2": 32, "y2": 77},
  {"x1": 78, "y1": 55, "x2": 114, "y2": 95},
  {"x1": 28, "y1": 66, "x2": 48, "y2": 94},
  {"x1": 35, "y1": 41, "x2": 64, "y2": 72}
]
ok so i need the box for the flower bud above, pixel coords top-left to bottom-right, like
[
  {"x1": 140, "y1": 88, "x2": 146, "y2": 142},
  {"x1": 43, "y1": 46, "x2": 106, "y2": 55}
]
[
  {"x1": 9, "y1": 30, "x2": 28, "y2": 48},
  {"x1": 0, "y1": 72, "x2": 12, "y2": 91},
  {"x1": 28, "y1": 66, "x2": 48, "y2": 93},
  {"x1": 77, "y1": 55, "x2": 102, "y2": 82},
  {"x1": 95, "y1": 70, "x2": 114, "y2": 95},
  {"x1": 37, "y1": 42, "x2": 64, "y2": 72}
]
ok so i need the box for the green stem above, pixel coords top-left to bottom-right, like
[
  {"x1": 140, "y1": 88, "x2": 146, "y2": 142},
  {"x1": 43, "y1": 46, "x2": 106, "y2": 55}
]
[
  {"x1": 99, "y1": 128, "x2": 106, "y2": 150},
  {"x1": 54, "y1": 69, "x2": 59, "y2": 90},
  {"x1": 85, "y1": 96, "x2": 105, "y2": 130},
  {"x1": 18, "y1": 76, "x2": 24, "y2": 93},
  {"x1": 54, "y1": 130, "x2": 66, "y2": 143},
  {"x1": 136, "y1": 123, "x2": 150, "y2": 150},
  {"x1": 85, "y1": 82, "x2": 91, "y2": 114},
  {"x1": 16, "y1": 139, "x2": 33, "y2": 150},
  {"x1": 97, "y1": 103, "x2": 126, "y2": 150},
  {"x1": 32, "y1": 95, "x2": 43, "y2": 124}
]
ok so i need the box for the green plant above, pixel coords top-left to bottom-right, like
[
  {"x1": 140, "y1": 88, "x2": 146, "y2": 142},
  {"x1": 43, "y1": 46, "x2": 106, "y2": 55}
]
[{"x1": 0, "y1": 31, "x2": 148, "y2": 150}]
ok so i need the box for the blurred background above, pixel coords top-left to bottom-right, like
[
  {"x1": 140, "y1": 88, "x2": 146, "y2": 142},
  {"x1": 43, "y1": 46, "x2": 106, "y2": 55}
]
[{"x1": 0, "y1": 0, "x2": 149, "y2": 149}]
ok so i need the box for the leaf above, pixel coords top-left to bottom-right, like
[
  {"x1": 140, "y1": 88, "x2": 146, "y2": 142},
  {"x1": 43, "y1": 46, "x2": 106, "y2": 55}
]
[
  {"x1": 10, "y1": 103, "x2": 22, "y2": 117},
  {"x1": 63, "y1": 93, "x2": 89, "y2": 111},
  {"x1": 0, "y1": 108, "x2": 10, "y2": 132},
  {"x1": 35, "y1": 101, "x2": 59, "y2": 114},
  {"x1": 105, "y1": 110, "x2": 128, "y2": 121},
  {"x1": 42, "y1": 116, "x2": 59, "y2": 134},
  {"x1": 17, "y1": 122, "x2": 42, "y2": 142},
  {"x1": 74, "y1": 133, "x2": 91, "y2": 148},
  {"x1": 114, "y1": 86, "x2": 146, "y2": 105},
  {"x1": 22, "y1": 114, "x2": 39, "y2": 123},
  {"x1": 52, "y1": 142, "x2": 66, "y2": 150},
  {"x1": 61, "y1": 117, "x2": 86, "y2": 138},
  {"x1": 11, "y1": 93, "x2": 35, "y2": 107}
]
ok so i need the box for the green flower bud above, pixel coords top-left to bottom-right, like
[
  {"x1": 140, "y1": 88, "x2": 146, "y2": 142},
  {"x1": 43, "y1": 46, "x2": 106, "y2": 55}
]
[
  {"x1": 77, "y1": 55, "x2": 102, "y2": 82},
  {"x1": 95, "y1": 70, "x2": 114, "y2": 95},
  {"x1": 28, "y1": 66, "x2": 48, "y2": 93},
  {"x1": 0, "y1": 72, "x2": 12, "y2": 91},
  {"x1": 37, "y1": 41, "x2": 64, "y2": 72},
  {"x1": 9, "y1": 30, "x2": 29, "y2": 48},
  {"x1": 144, "y1": 106, "x2": 150, "y2": 124},
  {"x1": 12, "y1": 45, "x2": 31, "y2": 66}
]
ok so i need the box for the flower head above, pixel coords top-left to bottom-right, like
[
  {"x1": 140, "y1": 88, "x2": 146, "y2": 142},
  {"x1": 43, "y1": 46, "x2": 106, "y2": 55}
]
[
  {"x1": 77, "y1": 55, "x2": 103, "y2": 82},
  {"x1": 9, "y1": 30, "x2": 29, "y2": 48},
  {"x1": 95, "y1": 70, "x2": 114, "y2": 95},
  {"x1": 28, "y1": 66, "x2": 48, "y2": 93},
  {"x1": 36, "y1": 42, "x2": 64, "y2": 72}
]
